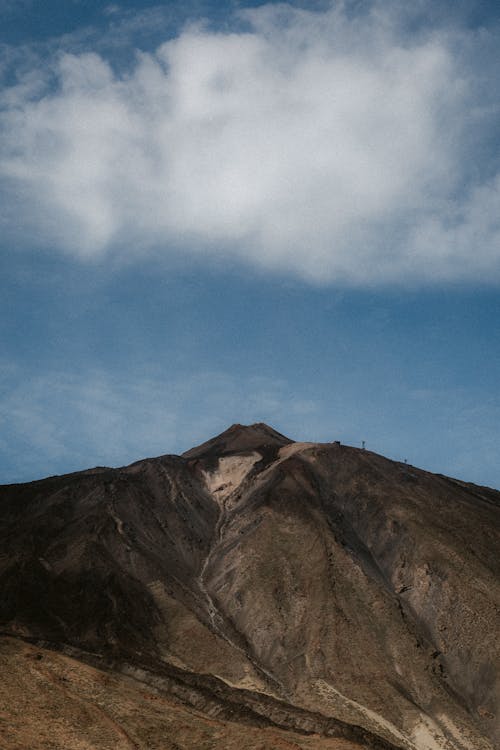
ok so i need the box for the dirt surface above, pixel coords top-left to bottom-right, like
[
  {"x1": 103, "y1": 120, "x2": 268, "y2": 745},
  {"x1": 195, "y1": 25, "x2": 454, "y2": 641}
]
[
  {"x1": 0, "y1": 637, "x2": 361, "y2": 750},
  {"x1": 1, "y1": 423, "x2": 499, "y2": 750}
]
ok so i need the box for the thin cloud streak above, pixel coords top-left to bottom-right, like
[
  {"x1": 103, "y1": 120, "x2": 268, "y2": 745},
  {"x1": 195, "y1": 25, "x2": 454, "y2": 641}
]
[
  {"x1": 1, "y1": 364, "x2": 499, "y2": 488},
  {"x1": 0, "y1": 366, "x2": 319, "y2": 483},
  {"x1": 1, "y1": 2, "x2": 500, "y2": 284}
]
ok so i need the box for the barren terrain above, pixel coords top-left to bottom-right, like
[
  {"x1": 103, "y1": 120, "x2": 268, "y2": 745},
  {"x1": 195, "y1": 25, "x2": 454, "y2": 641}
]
[{"x1": 1, "y1": 423, "x2": 498, "y2": 749}]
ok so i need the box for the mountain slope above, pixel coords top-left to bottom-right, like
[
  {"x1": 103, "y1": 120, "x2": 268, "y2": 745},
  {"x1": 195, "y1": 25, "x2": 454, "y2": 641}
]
[{"x1": 1, "y1": 424, "x2": 499, "y2": 750}]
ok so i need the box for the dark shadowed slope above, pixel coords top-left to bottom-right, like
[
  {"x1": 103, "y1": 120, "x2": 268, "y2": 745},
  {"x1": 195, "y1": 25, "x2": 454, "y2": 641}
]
[
  {"x1": 1, "y1": 424, "x2": 499, "y2": 750},
  {"x1": 182, "y1": 421, "x2": 292, "y2": 458}
]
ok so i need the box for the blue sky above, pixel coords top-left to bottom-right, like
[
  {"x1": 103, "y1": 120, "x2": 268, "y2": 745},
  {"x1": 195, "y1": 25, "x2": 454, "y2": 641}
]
[{"x1": 1, "y1": 0, "x2": 499, "y2": 488}]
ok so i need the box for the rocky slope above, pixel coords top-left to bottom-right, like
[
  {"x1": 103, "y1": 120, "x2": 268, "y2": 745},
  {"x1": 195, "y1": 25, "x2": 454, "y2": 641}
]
[{"x1": 0, "y1": 423, "x2": 499, "y2": 750}]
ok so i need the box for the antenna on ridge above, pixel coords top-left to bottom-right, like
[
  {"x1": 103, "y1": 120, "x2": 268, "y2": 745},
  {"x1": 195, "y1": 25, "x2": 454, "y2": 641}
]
[{"x1": 362, "y1": 440, "x2": 365, "y2": 450}]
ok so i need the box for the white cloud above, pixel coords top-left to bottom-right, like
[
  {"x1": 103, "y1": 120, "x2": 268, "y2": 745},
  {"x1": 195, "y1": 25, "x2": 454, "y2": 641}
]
[{"x1": 1, "y1": 2, "x2": 499, "y2": 284}]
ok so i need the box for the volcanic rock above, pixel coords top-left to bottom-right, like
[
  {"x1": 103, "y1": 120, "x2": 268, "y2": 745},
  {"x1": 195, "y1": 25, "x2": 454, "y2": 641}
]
[{"x1": 0, "y1": 424, "x2": 499, "y2": 750}]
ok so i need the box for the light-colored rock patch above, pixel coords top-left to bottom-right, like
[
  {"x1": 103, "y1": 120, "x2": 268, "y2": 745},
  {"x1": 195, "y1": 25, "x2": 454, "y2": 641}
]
[
  {"x1": 203, "y1": 453, "x2": 260, "y2": 503},
  {"x1": 313, "y1": 679, "x2": 412, "y2": 749},
  {"x1": 278, "y1": 442, "x2": 316, "y2": 460},
  {"x1": 411, "y1": 716, "x2": 454, "y2": 750}
]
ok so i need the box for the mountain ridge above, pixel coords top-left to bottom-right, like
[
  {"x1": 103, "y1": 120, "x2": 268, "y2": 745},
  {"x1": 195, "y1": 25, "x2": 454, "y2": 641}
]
[{"x1": 1, "y1": 423, "x2": 499, "y2": 750}]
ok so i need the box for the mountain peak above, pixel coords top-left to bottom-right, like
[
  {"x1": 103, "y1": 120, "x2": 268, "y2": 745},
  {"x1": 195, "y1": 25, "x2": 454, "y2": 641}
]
[{"x1": 182, "y1": 422, "x2": 293, "y2": 459}]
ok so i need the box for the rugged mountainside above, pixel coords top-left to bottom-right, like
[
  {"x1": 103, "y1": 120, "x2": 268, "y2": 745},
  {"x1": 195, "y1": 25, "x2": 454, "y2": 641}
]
[{"x1": 1, "y1": 423, "x2": 499, "y2": 750}]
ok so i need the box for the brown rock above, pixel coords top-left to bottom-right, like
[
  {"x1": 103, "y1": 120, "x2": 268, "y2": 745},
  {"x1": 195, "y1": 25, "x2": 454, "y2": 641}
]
[{"x1": 0, "y1": 424, "x2": 499, "y2": 750}]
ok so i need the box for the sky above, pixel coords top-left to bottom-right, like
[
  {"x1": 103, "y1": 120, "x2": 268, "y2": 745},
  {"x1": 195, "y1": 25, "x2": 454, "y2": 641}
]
[{"x1": 1, "y1": 0, "x2": 499, "y2": 488}]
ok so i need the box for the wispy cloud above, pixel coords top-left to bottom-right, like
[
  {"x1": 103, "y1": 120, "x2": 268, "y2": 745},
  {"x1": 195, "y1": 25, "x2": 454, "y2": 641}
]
[
  {"x1": 0, "y1": 365, "x2": 319, "y2": 482},
  {"x1": 1, "y1": 362, "x2": 499, "y2": 488},
  {"x1": 1, "y1": 2, "x2": 500, "y2": 284}
]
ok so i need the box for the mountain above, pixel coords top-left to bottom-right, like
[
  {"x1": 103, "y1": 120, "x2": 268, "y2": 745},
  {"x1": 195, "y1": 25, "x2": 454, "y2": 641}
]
[{"x1": 0, "y1": 423, "x2": 499, "y2": 750}]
